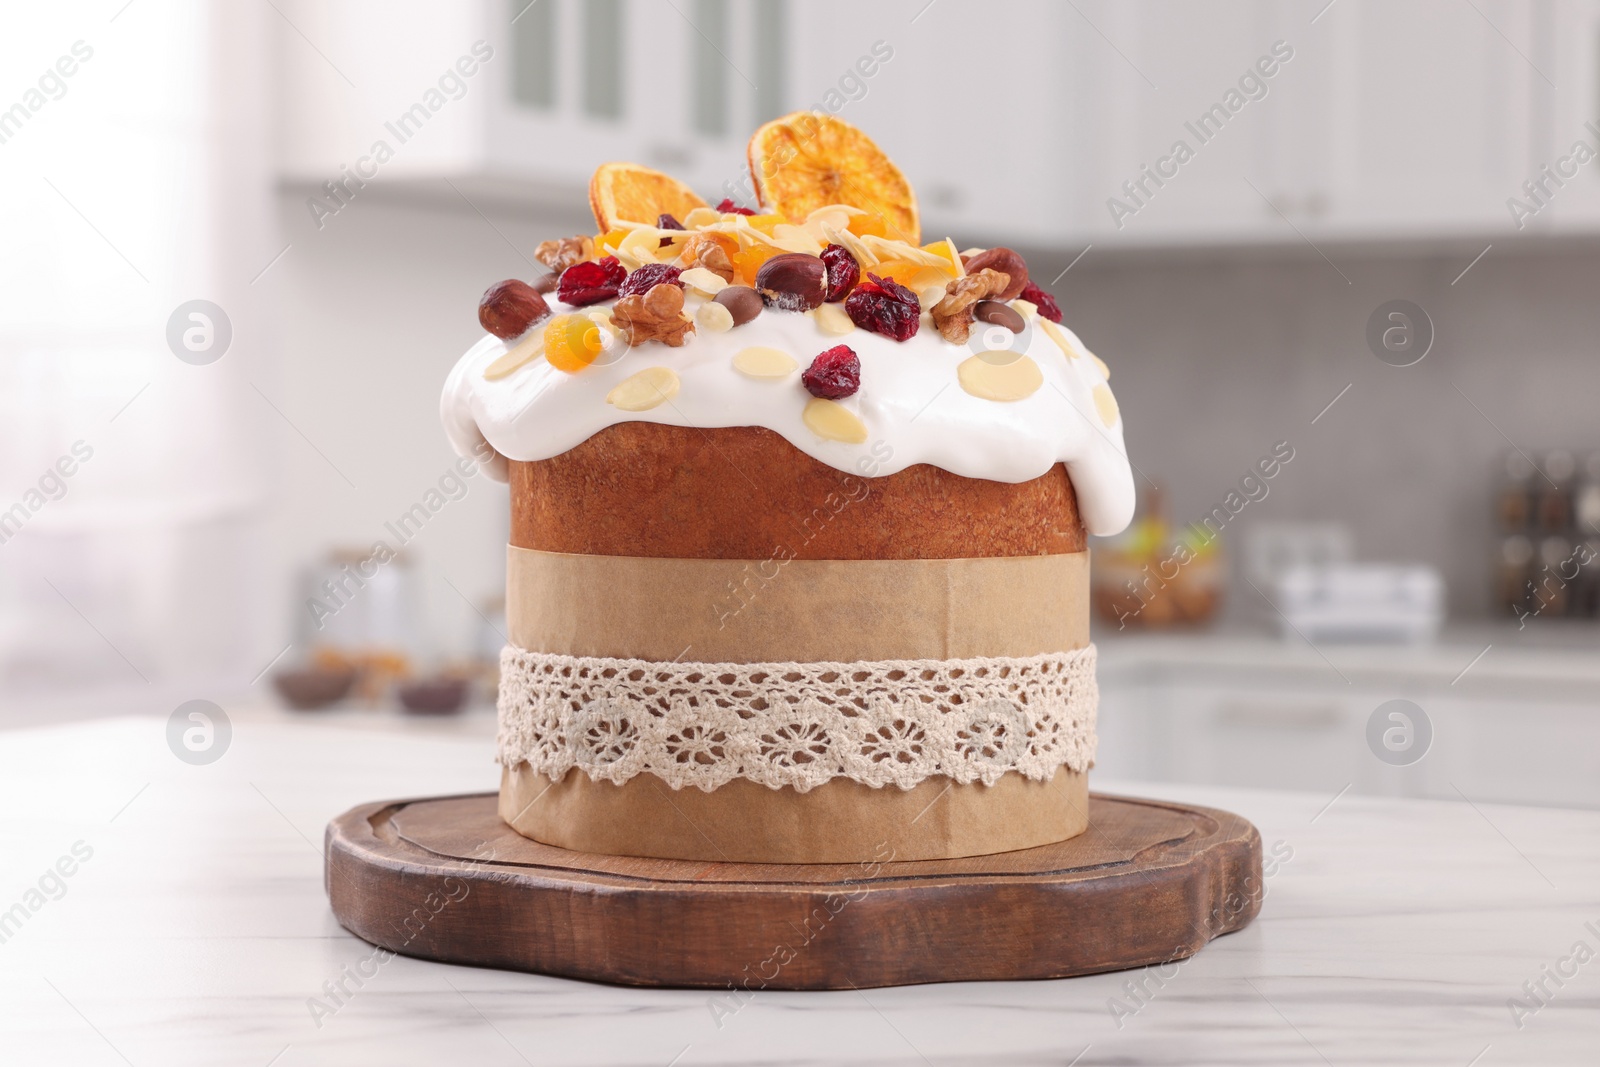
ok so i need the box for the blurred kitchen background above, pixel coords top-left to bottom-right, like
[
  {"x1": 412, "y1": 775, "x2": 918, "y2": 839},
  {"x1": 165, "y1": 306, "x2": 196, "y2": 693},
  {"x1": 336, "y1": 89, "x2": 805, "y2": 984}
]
[{"x1": 3, "y1": 0, "x2": 1599, "y2": 807}]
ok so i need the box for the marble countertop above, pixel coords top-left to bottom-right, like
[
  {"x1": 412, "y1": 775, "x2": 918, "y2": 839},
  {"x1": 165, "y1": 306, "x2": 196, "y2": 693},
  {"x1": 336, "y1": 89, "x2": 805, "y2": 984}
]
[{"x1": 2, "y1": 713, "x2": 1597, "y2": 1066}]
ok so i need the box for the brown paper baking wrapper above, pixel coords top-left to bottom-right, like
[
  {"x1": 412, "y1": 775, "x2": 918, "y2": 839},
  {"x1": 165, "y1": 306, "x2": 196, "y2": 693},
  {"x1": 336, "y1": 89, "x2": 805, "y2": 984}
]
[
  {"x1": 507, "y1": 547, "x2": 1089, "y2": 662},
  {"x1": 501, "y1": 764, "x2": 1090, "y2": 864},
  {"x1": 502, "y1": 547, "x2": 1092, "y2": 862}
]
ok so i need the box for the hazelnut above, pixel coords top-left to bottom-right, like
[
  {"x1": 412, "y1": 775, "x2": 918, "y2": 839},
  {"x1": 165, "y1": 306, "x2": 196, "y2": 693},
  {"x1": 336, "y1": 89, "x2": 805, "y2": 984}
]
[
  {"x1": 478, "y1": 279, "x2": 550, "y2": 340},
  {"x1": 754, "y1": 253, "x2": 828, "y2": 312},
  {"x1": 962, "y1": 248, "x2": 1029, "y2": 301}
]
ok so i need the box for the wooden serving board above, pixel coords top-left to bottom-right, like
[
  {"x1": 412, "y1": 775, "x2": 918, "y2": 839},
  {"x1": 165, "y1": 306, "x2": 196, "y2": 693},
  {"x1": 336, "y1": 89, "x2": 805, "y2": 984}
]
[{"x1": 324, "y1": 792, "x2": 1262, "y2": 990}]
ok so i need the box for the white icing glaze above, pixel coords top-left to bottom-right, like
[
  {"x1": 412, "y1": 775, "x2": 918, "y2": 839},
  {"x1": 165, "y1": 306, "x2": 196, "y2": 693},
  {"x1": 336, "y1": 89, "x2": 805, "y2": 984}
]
[{"x1": 440, "y1": 296, "x2": 1136, "y2": 536}]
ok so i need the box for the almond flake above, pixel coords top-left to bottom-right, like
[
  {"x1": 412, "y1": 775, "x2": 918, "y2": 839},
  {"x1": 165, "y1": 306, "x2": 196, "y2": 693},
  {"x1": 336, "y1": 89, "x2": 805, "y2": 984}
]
[
  {"x1": 957, "y1": 354, "x2": 1044, "y2": 402},
  {"x1": 822, "y1": 223, "x2": 878, "y2": 267},
  {"x1": 680, "y1": 266, "x2": 728, "y2": 296},
  {"x1": 483, "y1": 331, "x2": 544, "y2": 380},
  {"x1": 697, "y1": 300, "x2": 735, "y2": 333},
  {"x1": 771, "y1": 223, "x2": 823, "y2": 255},
  {"x1": 1010, "y1": 298, "x2": 1039, "y2": 320},
  {"x1": 733, "y1": 345, "x2": 797, "y2": 379},
  {"x1": 1039, "y1": 318, "x2": 1080, "y2": 360},
  {"x1": 800, "y1": 205, "x2": 861, "y2": 243},
  {"x1": 814, "y1": 302, "x2": 855, "y2": 335},
  {"x1": 683, "y1": 206, "x2": 721, "y2": 228},
  {"x1": 861, "y1": 235, "x2": 946, "y2": 266},
  {"x1": 937, "y1": 238, "x2": 966, "y2": 278},
  {"x1": 606, "y1": 366, "x2": 680, "y2": 411},
  {"x1": 1093, "y1": 383, "x2": 1120, "y2": 426},
  {"x1": 804, "y1": 204, "x2": 869, "y2": 222},
  {"x1": 619, "y1": 228, "x2": 670, "y2": 264},
  {"x1": 734, "y1": 217, "x2": 783, "y2": 249},
  {"x1": 802, "y1": 397, "x2": 868, "y2": 443},
  {"x1": 917, "y1": 284, "x2": 946, "y2": 310},
  {"x1": 1091, "y1": 352, "x2": 1111, "y2": 379}
]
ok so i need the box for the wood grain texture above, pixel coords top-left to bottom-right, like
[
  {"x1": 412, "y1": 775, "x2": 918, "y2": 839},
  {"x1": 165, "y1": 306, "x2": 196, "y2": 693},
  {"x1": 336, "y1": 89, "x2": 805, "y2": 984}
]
[
  {"x1": 325, "y1": 792, "x2": 1262, "y2": 989},
  {"x1": 510, "y1": 423, "x2": 1087, "y2": 559}
]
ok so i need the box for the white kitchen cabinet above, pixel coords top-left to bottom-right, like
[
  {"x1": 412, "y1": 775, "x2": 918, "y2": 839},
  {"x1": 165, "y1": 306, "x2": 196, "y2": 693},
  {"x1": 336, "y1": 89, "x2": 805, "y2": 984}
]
[
  {"x1": 1096, "y1": 633, "x2": 1600, "y2": 809},
  {"x1": 1523, "y1": 0, "x2": 1600, "y2": 232},
  {"x1": 276, "y1": 1, "x2": 1600, "y2": 247},
  {"x1": 1083, "y1": 0, "x2": 1544, "y2": 245}
]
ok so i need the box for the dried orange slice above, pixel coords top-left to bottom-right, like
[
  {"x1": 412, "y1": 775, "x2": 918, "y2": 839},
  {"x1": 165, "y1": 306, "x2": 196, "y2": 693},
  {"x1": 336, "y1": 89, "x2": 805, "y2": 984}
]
[
  {"x1": 747, "y1": 112, "x2": 919, "y2": 246},
  {"x1": 588, "y1": 162, "x2": 707, "y2": 232}
]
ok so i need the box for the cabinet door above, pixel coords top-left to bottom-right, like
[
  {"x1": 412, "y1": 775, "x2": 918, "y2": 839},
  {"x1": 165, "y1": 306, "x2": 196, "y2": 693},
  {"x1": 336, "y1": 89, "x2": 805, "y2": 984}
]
[
  {"x1": 1155, "y1": 682, "x2": 1371, "y2": 795},
  {"x1": 1076, "y1": 0, "x2": 1544, "y2": 244},
  {"x1": 1425, "y1": 694, "x2": 1600, "y2": 808},
  {"x1": 781, "y1": 0, "x2": 1082, "y2": 245},
  {"x1": 1291, "y1": 0, "x2": 1539, "y2": 239},
  {"x1": 1528, "y1": 0, "x2": 1600, "y2": 232},
  {"x1": 1075, "y1": 0, "x2": 1288, "y2": 245}
]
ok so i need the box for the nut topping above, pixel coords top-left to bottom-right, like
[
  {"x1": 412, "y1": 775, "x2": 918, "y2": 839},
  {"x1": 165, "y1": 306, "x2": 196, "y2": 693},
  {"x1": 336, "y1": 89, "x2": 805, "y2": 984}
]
[
  {"x1": 478, "y1": 280, "x2": 550, "y2": 340},
  {"x1": 713, "y1": 285, "x2": 764, "y2": 326},
  {"x1": 677, "y1": 233, "x2": 736, "y2": 282},
  {"x1": 755, "y1": 253, "x2": 828, "y2": 312},
  {"x1": 612, "y1": 282, "x2": 695, "y2": 347},
  {"x1": 961, "y1": 247, "x2": 1029, "y2": 301},
  {"x1": 930, "y1": 268, "x2": 1011, "y2": 343},
  {"x1": 974, "y1": 299, "x2": 1025, "y2": 334},
  {"x1": 534, "y1": 235, "x2": 594, "y2": 274}
]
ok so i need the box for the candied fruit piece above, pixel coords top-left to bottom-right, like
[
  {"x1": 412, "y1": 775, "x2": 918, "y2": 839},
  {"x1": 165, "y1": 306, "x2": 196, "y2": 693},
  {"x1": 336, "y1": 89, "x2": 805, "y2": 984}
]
[
  {"x1": 557, "y1": 255, "x2": 626, "y2": 306},
  {"x1": 801, "y1": 344, "x2": 861, "y2": 399},
  {"x1": 731, "y1": 244, "x2": 779, "y2": 287},
  {"x1": 1019, "y1": 280, "x2": 1063, "y2": 323},
  {"x1": 845, "y1": 273, "x2": 920, "y2": 341},
  {"x1": 715, "y1": 198, "x2": 756, "y2": 216},
  {"x1": 542, "y1": 313, "x2": 608, "y2": 373},
  {"x1": 820, "y1": 243, "x2": 860, "y2": 302},
  {"x1": 847, "y1": 212, "x2": 888, "y2": 239}
]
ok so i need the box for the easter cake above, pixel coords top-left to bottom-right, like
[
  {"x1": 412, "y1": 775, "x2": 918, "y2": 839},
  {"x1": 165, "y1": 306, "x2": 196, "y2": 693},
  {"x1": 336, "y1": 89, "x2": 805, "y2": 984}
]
[{"x1": 440, "y1": 113, "x2": 1134, "y2": 863}]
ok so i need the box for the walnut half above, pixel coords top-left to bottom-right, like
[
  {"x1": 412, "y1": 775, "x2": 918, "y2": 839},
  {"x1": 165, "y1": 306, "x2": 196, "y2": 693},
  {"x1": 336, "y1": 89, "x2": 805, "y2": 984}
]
[
  {"x1": 931, "y1": 268, "x2": 1011, "y2": 343},
  {"x1": 612, "y1": 283, "x2": 695, "y2": 347},
  {"x1": 535, "y1": 235, "x2": 594, "y2": 274}
]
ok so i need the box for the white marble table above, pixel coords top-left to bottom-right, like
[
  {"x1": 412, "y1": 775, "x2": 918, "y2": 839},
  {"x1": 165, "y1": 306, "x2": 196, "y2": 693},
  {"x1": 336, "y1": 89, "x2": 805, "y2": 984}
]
[{"x1": 1, "y1": 712, "x2": 1596, "y2": 1066}]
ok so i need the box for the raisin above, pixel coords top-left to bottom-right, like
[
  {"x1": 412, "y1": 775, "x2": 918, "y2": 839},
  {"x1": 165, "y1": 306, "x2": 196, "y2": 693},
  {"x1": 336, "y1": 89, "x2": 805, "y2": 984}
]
[
  {"x1": 715, "y1": 198, "x2": 756, "y2": 216},
  {"x1": 557, "y1": 256, "x2": 626, "y2": 306},
  {"x1": 820, "y1": 244, "x2": 860, "y2": 302},
  {"x1": 618, "y1": 263, "x2": 684, "y2": 298},
  {"x1": 844, "y1": 273, "x2": 921, "y2": 341},
  {"x1": 1020, "y1": 281, "x2": 1062, "y2": 323},
  {"x1": 802, "y1": 345, "x2": 861, "y2": 399}
]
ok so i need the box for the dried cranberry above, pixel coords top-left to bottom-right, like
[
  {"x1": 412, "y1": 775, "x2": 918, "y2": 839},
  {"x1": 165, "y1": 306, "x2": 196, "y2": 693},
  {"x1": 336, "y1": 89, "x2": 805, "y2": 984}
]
[
  {"x1": 820, "y1": 244, "x2": 860, "y2": 302},
  {"x1": 802, "y1": 345, "x2": 860, "y2": 399},
  {"x1": 656, "y1": 213, "x2": 685, "y2": 230},
  {"x1": 715, "y1": 198, "x2": 756, "y2": 216},
  {"x1": 557, "y1": 256, "x2": 626, "y2": 306},
  {"x1": 1020, "y1": 281, "x2": 1062, "y2": 323},
  {"x1": 618, "y1": 263, "x2": 684, "y2": 298},
  {"x1": 844, "y1": 273, "x2": 921, "y2": 341}
]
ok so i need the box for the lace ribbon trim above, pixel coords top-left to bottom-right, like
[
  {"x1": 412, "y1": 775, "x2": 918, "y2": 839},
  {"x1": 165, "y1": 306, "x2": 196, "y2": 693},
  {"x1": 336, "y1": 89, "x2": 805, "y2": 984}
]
[{"x1": 496, "y1": 646, "x2": 1098, "y2": 793}]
